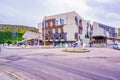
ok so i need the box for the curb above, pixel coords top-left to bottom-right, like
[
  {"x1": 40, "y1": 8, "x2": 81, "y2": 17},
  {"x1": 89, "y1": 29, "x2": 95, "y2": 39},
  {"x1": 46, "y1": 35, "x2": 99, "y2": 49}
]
[
  {"x1": 0, "y1": 68, "x2": 24, "y2": 80},
  {"x1": 62, "y1": 49, "x2": 90, "y2": 53}
]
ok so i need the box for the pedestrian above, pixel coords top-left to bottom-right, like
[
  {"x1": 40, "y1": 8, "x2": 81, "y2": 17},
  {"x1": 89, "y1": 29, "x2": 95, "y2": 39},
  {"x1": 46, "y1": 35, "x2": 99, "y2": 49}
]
[{"x1": 89, "y1": 42, "x2": 92, "y2": 47}]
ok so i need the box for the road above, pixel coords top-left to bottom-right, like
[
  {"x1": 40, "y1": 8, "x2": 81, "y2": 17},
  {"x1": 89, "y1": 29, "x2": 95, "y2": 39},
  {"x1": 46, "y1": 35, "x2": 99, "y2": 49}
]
[{"x1": 0, "y1": 47, "x2": 120, "y2": 80}]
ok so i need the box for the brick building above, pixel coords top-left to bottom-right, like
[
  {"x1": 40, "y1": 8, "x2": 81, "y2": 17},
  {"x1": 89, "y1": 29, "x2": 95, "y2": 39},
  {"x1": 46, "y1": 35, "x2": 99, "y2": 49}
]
[{"x1": 38, "y1": 11, "x2": 120, "y2": 47}]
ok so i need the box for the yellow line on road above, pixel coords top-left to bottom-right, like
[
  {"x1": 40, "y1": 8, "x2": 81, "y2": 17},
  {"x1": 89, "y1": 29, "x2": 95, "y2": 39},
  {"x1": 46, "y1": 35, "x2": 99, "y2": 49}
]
[{"x1": 0, "y1": 68, "x2": 24, "y2": 80}]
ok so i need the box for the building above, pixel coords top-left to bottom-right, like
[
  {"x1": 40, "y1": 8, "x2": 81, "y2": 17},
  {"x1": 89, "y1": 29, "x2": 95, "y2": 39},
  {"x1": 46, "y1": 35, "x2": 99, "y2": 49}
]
[
  {"x1": 38, "y1": 11, "x2": 91, "y2": 46},
  {"x1": 38, "y1": 11, "x2": 120, "y2": 47},
  {"x1": 22, "y1": 31, "x2": 42, "y2": 46},
  {"x1": 118, "y1": 28, "x2": 120, "y2": 37},
  {"x1": 92, "y1": 22, "x2": 120, "y2": 45}
]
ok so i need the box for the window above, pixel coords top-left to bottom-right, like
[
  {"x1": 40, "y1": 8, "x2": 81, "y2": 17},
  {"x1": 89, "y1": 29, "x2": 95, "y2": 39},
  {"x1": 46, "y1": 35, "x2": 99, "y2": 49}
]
[
  {"x1": 60, "y1": 17, "x2": 66, "y2": 25},
  {"x1": 46, "y1": 23, "x2": 48, "y2": 27},
  {"x1": 60, "y1": 35, "x2": 64, "y2": 39},
  {"x1": 47, "y1": 29, "x2": 50, "y2": 34},
  {"x1": 55, "y1": 35, "x2": 58, "y2": 39},
  {"x1": 50, "y1": 21, "x2": 53, "y2": 27},
  {"x1": 42, "y1": 22, "x2": 46, "y2": 27},
  {"x1": 50, "y1": 36, "x2": 53, "y2": 39},
  {"x1": 60, "y1": 19, "x2": 64, "y2": 25},
  {"x1": 58, "y1": 28, "x2": 61, "y2": 33},
  {"x1": 55, "y1": 20, "x2": 59, "y2": 26},
  {"x1": 52, "y1": 29, "x2": 55, "y2": 33}
]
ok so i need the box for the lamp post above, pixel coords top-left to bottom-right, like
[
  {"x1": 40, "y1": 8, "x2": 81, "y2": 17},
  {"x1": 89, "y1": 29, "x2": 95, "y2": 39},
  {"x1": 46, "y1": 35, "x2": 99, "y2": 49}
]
[{"x1": 43, "y1": 17, "x2": 46, "y2": 47}]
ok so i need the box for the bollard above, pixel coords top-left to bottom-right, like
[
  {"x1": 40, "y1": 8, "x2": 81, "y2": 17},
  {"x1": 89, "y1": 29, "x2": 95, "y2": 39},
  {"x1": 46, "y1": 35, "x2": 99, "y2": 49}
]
[
  {"x1": 95, "y1": 44, "x2": 99, "y2": 48},
  {"x1": 82, "y1": 43, "x2": 86, "y2": 50},
  {"x1": 65, "y1": 44, "x2": 68, "y2": 51},
  {"x1": 72, "y1": 47, "x2": 76, "y2": 51}
]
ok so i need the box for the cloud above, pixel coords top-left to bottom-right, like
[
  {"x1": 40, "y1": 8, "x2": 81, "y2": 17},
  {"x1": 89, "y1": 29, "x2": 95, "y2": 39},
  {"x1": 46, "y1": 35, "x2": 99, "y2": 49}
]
[
  {"x1": 84, "y1": 0, "x2": 120, "y2": 27},
  {"x1": 0, "y1": 0, "x2": 120, "y2": 27}
]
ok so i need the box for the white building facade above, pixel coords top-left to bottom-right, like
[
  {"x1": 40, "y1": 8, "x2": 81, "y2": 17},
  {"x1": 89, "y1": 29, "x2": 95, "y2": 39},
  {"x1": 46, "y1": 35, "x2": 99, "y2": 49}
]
[
  {"x1": 92, "y1": 22, "x2": 119, "y2": 45},
  {"x1": 38, "y1": 11, "x2": 120, "y2": 47},
  {"x1": 38, "y1": 11, "x2": 91, "y2": 46}
]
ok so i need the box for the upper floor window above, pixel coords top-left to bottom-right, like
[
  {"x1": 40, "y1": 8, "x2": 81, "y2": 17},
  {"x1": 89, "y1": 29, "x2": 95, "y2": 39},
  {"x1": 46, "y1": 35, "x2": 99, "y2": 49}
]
[
  {"x1": 42, "y1": 21, "x2": 46, "y2": 27},
  {"x1": 46, "y1": 23, "x2": 48, "y2": 27},
  {"x1": 47, "y1": 29, "x2": 50, "y2": 34},
  {"x1": 55, "y1": 20, "x2": 59, "y2": 26},
  {"x1": 52, "y1": 29, "x2": 55, "y2": 34},
  {"x1": 60, "y1": 19, "x2": 64, "y2": 25},
  {"x1": 60, "y1": 17, "x2": 66, "y2": 25},
  {"x1": 58, "y1": 28, "x2": 61, "y2": 33},
  {"x1": 50, "y1": 21, "x2": 53, "y2": 27}
]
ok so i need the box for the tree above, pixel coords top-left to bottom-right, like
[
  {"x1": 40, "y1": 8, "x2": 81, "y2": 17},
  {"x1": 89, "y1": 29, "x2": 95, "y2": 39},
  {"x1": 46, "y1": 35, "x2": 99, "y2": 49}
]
[
  {"x1": 6, "y1": 39, "x2": 12, "y2": 44},
  {"x1": 85, "y1": 33, "x2": 89, "y2": 38}
]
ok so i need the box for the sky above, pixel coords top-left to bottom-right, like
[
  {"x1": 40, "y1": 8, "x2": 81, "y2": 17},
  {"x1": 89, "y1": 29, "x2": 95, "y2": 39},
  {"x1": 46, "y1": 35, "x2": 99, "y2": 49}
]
[{"x1": 0, "y1": 0, "x2": 120, "y2": 28}]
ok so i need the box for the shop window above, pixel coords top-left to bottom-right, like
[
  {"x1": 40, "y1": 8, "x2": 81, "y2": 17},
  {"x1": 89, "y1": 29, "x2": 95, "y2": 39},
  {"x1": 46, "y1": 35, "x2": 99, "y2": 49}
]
[
  {"x1": 54, "y1": 35, "x2": 58, "y2": 39},
  {"x1": 50, "y1": 36, "x2": 53, "y2": 39},
  {"x1": 60, "y1": 35, "x2": 64, "y2": 39}
]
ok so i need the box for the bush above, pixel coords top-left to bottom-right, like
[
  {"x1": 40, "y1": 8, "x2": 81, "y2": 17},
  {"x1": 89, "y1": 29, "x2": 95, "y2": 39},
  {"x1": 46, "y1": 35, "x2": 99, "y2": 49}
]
[
  {"x1": 85, "y1": 33, "x2": 89, "y2": 38},
  {"x1": 6, "y1": 39, "x2": 13, "y2": 44}
]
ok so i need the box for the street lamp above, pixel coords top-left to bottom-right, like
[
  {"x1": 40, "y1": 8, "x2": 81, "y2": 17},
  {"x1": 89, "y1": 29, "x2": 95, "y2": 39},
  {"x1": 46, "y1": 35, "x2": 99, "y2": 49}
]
[{"x1": 43, "y1": 17, "x2": 46, "y2": 47}]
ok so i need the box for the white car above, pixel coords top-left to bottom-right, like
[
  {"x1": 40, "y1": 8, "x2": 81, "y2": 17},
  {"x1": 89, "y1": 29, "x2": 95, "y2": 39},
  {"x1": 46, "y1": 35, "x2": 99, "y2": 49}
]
[{"x1": 113, "y1": 43, "x2": 120, "y2": 50}]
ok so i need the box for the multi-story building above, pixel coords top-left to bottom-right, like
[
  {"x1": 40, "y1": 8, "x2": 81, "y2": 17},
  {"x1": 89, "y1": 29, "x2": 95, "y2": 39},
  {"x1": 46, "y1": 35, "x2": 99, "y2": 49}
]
[
  {"x1": 118, "y1": 28, "x2": 120, "y2": 37},
  {"x1": 38, "y1": 11, "x2": 91, "y2": 46},
  {"x1": 92, "y1": 22, "x2": 119, "y2": 44},
  {"x1": 38, "y1": 11, "x2": 120, "y2": 47}
]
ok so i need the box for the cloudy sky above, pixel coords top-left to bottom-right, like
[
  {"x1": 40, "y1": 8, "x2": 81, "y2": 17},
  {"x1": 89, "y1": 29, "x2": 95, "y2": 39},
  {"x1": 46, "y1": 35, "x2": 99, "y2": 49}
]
[{"x1": 0, "y1": 0, "x2": 120, "y2": 28}]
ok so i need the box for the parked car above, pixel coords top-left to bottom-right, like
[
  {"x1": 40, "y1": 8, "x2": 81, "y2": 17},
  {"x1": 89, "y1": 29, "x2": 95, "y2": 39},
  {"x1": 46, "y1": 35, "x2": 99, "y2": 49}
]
[{"x1": 113, "y1": 43, "x2": 120, "y2": 50}]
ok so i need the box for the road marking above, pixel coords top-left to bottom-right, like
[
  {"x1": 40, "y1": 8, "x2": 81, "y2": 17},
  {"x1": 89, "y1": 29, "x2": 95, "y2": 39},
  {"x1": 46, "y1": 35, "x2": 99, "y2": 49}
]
[{"x1": 0, "y1": 68, "x2": 24, "y2": 80}]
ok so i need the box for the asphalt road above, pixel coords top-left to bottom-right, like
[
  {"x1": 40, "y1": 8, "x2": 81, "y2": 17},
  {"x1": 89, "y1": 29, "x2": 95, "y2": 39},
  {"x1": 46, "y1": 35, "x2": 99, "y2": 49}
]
[{"x1": 0, "y1": 47, "x2": 120, "y2": 80}]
